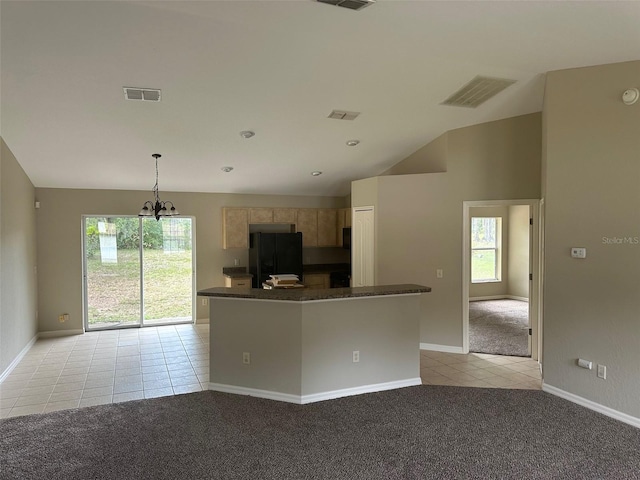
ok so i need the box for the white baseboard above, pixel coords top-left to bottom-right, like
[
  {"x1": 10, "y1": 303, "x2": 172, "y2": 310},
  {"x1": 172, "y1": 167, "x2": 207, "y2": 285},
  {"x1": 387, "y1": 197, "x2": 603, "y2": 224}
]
[
  {"x1": 209, "y1": 378, "x2": 422, "y2": 405},
  {"x1": 469, "y1": 295, "x2": 529, "y2": 302},
  {"x1": 543, "y1": 383, "x2": 640, "y2": 429},
  {"x1": 300, "y1": 378, "x2": 422, "y2": 404},
  {"x1": 0, "y1": 334, "x2": 39, "y2": 383},
  {"x1": 420, "y1": 343, "x2": 465, "y2": 354},
  {"x1": 507, "y1": 295, "x2": 529, "y2": 302},
  {"x1": 209, "y1": 383, "x2": 301, "y2": 404},
  {"x1": 38, "y1": 329, "x2": 84, "y2": 338},
  {"x1": 469, "y1": 295, "x2": 506, "y2": 301}
]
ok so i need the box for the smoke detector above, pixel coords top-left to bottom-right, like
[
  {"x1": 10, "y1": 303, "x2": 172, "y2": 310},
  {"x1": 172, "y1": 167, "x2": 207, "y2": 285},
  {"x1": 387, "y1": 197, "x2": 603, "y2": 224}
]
[
  {"x1": 622, "y1": 88, "x2": 639, "y2": 105},
  {"x1": 316, "y1": 0, "x2": 375, "y2": 11},
  {"x1": 441, "y1": 76, "x2": 516, "y2": 108},
  {"x1": 123, "y1": 87, "x2": 161, "y2": 102}
]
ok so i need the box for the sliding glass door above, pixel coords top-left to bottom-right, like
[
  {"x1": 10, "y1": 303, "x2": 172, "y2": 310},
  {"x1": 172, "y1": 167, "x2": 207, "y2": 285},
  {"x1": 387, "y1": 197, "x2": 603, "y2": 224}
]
[
  {"x1": 142, "y1": 218, "x2": 193, "y2": 325},
  {"x1": 83, "y1": 216, "x2": 194, "y2": 331}
]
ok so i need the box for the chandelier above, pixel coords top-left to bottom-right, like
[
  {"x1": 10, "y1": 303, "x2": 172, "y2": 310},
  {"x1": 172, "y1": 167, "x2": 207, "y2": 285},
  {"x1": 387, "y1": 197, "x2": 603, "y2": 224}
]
[{"x1": 138, "y1": 154, "x2": 180, "y2": 221}]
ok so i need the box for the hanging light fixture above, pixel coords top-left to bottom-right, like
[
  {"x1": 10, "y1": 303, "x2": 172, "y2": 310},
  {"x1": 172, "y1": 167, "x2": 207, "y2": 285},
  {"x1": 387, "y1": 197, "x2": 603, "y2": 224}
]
[{"x1": 138, "y1": 154, "x2": 180, "y2": 221}]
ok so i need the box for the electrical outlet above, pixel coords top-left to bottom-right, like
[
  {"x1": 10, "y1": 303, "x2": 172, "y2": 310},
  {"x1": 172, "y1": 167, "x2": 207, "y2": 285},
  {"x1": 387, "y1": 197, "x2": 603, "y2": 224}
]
[
  {"x1": 234, "y1": 258, "x2": 239, "y2": 266},
  {"x1": 436, "y1": 269, "x2": 443, "y2": 278},
  {"x1": 597, "y1": 364, "x2": 607, "y2": 379},
  {"x1": 201, "y1": 298, "x2": 208, "y2": 306},
  {"x1": 242, "y1": 352, "x2": 251, "y2": 365},
  {"x1": 58, "y1": 313, "x2": 69, "y2": 323},
  {"x1": 352, "y1": 350, "x2": 360, "y2": 363}
]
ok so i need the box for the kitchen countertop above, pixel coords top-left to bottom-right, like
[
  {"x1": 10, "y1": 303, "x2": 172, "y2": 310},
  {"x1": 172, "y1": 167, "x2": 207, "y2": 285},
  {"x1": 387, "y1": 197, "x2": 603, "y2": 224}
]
[
  {"x1": 222, "y1": 267, "x2": 253, "y2": 278},
  {"x1": 198, "y1": 284, "x2": 430, "y2": 302}
]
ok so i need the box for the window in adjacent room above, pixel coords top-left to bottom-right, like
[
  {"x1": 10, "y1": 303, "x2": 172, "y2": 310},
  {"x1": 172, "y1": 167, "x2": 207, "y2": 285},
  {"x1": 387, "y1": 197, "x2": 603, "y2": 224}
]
[{"x1": 471, "y1": 217, "x2": 501, "y2": 283}]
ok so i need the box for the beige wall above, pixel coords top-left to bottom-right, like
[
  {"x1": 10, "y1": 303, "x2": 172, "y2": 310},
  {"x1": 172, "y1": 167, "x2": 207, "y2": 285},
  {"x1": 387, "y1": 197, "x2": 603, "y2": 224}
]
[
  {"x1": 209, "y1": 295, "x2": 420, "y2": 398},
  {"x1": 382, "y1": 132, "x2": 448, "y2": 176},
  {"x1": 508, "y1": 205, "x2": 530, "y2": 299},
  {"x1": 35, "y1": 188, "x2": 344, "y2": 334},
  {"x1": 469, "y1": 206, "x2": 509, "y2": 299},
  {"x1": 1, "y1": 139, "x2": 38, "y2": 374},
  {"x1": 362, "y1": 113, "x2": 541, "y2": 347},
  {"x1": 543, "y1": 61, "x2": 640, "y2": 417}
]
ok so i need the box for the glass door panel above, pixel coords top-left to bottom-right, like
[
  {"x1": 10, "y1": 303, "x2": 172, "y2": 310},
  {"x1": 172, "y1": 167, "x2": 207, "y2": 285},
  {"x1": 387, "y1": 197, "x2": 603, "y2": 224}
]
[
  {"x1": 84, "y1": 217, "x2": 141, "y2": 330},
  {"x1": 142, "y1": 217, "x2": 194, "y2": 326}
]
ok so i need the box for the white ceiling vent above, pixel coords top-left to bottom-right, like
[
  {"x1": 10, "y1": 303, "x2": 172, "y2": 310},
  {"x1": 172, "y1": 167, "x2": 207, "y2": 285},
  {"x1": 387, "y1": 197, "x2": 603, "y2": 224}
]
[
  {"x1": 316, "y1": 0, "x2": 375, "y2": 11},
  {"x1": 123, "y1": 87, "x2": 161, "y2": 102},
  {"x1": 441, "y1": 76, "x2": 516, "y2": 108},
  {"x1": 328, "y1": 110, "x2": 360, "y2": 120}
]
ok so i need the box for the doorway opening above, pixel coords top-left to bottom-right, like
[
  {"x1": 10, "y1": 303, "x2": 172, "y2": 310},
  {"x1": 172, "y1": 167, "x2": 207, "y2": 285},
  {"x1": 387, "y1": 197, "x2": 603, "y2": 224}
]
[
  {"x1": 83, "y1": 216, "x2": 195, "y2": 331},
  {"x1": 462, "y1": 200, "x2": 541, "y2": 361}
]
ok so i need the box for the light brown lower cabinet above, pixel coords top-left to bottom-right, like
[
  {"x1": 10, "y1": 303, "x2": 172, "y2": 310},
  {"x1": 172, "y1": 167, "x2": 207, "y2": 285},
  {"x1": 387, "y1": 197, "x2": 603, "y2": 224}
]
[
  {"x1": 224, "y1": 277, "x2": 252, "y2": 288},
  {"x1": 303, "y1": 273, "x2": 330, "y2": 289}
]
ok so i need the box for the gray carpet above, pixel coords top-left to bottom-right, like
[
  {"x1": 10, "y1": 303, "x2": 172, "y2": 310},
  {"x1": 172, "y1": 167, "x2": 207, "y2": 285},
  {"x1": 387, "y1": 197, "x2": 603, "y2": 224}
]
[
  {"x1": 470, "y1": 299, "x2": 529, "y2": 357},
  {"x1": 2, "y1": 387, "x2": 639, "y2": 479}
]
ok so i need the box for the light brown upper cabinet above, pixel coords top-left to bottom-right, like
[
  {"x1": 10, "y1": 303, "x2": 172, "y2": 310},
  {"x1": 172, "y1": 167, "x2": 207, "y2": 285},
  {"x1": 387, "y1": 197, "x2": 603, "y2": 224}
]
[
  {"x1": 336, "y1": 208, "x2": 351, "y2": 247},
  {"x1": 273, "y1": 208, "x2": 297, "y2": 224},
  {"x1": 222, "y1": 208, "x2": 249, "y2": 249},
  {"x1": 296, "y1": 209, "x2": 318, "y2": 247},
  {"x1": 344, "y1": 207, "x2": 352, "y2": 228},
  {"x1": 249, "y1": 208, "x2": 273, "y2": 224},
  {"x1": 317, "y1": 209, "x2": 338, "y2": 247}
]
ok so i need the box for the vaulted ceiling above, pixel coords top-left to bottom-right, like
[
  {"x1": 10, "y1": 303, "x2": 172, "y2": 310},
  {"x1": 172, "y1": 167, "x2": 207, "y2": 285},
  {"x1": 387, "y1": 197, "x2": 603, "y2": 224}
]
[{"x1": 2, "y1": 1, "x2": 639, "y2": 196}]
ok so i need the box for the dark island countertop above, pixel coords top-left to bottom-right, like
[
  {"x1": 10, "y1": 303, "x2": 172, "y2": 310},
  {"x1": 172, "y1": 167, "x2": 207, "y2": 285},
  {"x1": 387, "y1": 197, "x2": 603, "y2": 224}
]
[{"x1": 198, "y1": 284, "x2": 430, "y2": 302}]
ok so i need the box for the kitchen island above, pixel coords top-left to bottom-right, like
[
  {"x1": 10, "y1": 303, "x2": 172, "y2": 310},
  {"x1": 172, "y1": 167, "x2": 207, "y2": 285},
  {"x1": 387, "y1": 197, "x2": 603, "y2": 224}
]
[{"x1": 198, "y1": 284, "x2": 430, "y2": 404}]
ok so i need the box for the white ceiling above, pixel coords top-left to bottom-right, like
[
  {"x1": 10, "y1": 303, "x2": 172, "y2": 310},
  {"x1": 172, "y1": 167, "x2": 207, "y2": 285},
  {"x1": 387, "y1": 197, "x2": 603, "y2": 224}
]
[{"x1": 2, "y1": 1, "x2": 639, "y2": 197}]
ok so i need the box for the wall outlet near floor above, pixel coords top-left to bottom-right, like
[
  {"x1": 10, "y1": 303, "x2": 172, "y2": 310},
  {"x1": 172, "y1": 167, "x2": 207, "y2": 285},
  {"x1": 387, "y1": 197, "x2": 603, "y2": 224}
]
[
  {"x1": 597, "y1": 364, "x2": 607, "y2": 379},
  {"x1": 242, "y1": 352, "x2": 251, "y2": 365},
  {"x1": 58, "y1": 313, "x2": 69, "y2": 323},
  {"x1": 352, "y1": 350, "x2": 360, "y2": 363}
]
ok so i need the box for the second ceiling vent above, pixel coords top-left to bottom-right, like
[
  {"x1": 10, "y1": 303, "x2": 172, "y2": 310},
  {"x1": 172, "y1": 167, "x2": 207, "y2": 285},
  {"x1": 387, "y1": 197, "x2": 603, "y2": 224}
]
[
  {"x1": 328, "y1": 110, "x2": 360, "y2": 120},
  {"x1": 123, "y1": 87, "x2": 162, "y2": 102},
  {"x1": 441, "y1": 76, "x2": 516, "y2": 108},
  {"x1": 316, "y1": 0, "x2": 375, "y2": 11}
]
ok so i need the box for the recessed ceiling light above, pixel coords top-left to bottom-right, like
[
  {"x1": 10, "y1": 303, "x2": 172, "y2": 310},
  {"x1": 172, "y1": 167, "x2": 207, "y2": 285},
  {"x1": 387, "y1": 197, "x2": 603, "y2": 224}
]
[
  {"x1": 346, "y1": 140, "x2": 360, "y2": 147},
  {"x1": 240, "y1": 131, "x2": 255, "y2": 139},
  {"x1": 311, "y1": 171, "x2": 322, "y2": 176},
  {"x1": 221, "y1": 166, "x2": 234, "y2": 173}
]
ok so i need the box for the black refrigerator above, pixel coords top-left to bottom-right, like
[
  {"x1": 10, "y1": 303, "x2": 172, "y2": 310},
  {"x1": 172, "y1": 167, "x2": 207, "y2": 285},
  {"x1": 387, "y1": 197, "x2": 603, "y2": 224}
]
[{"x1": 248, "y1": 232, "x2": 303, "y2": 288}]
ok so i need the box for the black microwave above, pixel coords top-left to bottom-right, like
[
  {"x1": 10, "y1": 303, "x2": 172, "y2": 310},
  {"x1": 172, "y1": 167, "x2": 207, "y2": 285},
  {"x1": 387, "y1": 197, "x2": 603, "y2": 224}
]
[{"x1": 342, "y1": 227, "x2": 351, "y2": 250}]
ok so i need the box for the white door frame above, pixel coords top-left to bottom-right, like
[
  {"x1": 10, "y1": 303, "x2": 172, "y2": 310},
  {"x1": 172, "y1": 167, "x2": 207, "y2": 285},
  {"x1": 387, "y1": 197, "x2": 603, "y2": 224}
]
[{"x1": 462, "y1": 200, "x2": 542, "y2": 361}]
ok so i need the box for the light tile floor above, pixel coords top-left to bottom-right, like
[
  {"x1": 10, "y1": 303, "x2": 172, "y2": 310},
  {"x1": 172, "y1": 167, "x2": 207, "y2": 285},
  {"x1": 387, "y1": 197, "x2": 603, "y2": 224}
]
[
  {"x1": 1, "y1": 325, "x2": 541, "y2": 418},
  {"x1": 420, "y1": 350, "x2": 542, "y2": 389},
  {"x1": 0, "y1": 324, "x2": 209, "y2": 418}
]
